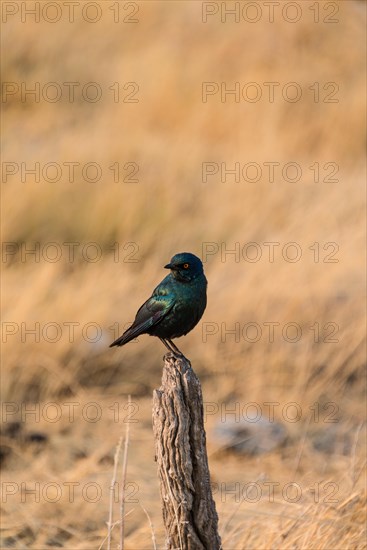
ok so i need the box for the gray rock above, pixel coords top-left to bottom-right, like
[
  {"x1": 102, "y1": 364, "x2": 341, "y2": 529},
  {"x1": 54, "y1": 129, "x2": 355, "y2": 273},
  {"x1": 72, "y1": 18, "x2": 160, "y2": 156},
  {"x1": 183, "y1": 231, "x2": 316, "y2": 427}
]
[{"x1": 213, "y1": 416, "x2": 287, "y2": 455}]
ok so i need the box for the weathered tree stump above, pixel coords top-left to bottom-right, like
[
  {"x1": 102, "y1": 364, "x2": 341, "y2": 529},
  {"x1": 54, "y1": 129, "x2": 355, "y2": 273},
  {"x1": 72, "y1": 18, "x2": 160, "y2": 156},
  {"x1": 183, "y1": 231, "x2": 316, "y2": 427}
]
[{"x1": 152, "y1": 353, "x2": 221, "y2": 550}]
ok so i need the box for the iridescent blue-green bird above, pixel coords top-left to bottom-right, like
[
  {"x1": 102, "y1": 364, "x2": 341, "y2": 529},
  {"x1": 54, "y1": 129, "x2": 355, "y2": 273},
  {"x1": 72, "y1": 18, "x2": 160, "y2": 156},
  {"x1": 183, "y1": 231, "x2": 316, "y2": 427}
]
[{"x1": 110, "y1": 252, "x2": 207, "y2": 357}]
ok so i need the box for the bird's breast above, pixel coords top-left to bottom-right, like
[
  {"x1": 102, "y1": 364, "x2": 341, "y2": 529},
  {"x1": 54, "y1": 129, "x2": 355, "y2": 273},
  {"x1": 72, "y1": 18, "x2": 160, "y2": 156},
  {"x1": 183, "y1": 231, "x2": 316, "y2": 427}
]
[{"x1": 150, "y1": 277, "x2": 207, "y2": 339}]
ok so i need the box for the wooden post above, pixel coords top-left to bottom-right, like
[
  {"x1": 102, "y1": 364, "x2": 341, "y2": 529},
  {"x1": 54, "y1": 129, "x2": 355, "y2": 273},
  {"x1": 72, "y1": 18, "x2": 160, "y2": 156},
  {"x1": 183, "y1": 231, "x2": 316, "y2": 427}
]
[{"x1": 152, "y1": 353, "x2": 221, "y2": 550}]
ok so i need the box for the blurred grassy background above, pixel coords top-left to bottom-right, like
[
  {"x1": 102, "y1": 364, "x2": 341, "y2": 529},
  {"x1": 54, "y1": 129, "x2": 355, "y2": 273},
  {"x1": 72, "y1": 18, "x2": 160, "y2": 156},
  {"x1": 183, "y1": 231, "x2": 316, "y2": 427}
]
[{"x1": 1, "y1": 1, "x2": 366, "y2": 549}]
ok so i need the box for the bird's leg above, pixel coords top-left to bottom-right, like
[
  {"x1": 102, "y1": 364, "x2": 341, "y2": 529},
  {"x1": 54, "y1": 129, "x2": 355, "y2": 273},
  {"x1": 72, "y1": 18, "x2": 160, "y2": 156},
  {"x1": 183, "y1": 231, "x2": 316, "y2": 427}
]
[
  {"x1": 167, "y1": 339, "x2": 187, "y2": 359},
  {"x1": 159, "y1": 338, "x2": 177, "y2": 355},
  {"x1": 159, "y1": 337, "x2": 185, "y2": 359}
]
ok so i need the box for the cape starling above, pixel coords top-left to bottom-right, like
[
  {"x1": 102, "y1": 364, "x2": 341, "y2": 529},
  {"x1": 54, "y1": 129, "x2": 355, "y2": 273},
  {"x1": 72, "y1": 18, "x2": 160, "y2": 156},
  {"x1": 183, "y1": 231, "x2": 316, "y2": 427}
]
[{"x1": 110, "y1": 252, "x2": 207, "y2": 356}]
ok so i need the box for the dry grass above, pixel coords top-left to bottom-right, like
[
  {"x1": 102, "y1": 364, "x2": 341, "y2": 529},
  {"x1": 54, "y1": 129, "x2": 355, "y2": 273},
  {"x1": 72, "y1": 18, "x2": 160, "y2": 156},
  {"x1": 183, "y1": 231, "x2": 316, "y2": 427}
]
[{"x1": 1, "y1": 1, "x2": 366, "y2": 548}]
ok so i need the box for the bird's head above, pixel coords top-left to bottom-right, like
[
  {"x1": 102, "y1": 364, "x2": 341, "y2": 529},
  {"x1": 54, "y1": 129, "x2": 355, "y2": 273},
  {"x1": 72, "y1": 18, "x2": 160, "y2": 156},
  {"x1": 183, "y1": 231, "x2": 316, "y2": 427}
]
[{"x1": 164, "y1": 252, "x2": 204, "y2": 282}]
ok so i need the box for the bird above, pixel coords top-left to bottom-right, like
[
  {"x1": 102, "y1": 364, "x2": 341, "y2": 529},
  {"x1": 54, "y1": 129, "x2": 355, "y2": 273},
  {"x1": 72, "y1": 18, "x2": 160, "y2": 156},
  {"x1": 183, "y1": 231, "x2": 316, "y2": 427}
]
[{"x1": 110, "y1": 252, "x2": 207, "y2": 357}]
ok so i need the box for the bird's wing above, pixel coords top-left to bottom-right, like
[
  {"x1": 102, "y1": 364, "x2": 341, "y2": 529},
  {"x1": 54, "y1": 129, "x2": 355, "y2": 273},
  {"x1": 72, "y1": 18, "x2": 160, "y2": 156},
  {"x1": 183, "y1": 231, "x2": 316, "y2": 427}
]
[
  {"x1": 133, "y1": 291, "x2": 175, "y2": 333},
  {"x1": 110, "y1": 287, "x2": 175, "y2": 347}
]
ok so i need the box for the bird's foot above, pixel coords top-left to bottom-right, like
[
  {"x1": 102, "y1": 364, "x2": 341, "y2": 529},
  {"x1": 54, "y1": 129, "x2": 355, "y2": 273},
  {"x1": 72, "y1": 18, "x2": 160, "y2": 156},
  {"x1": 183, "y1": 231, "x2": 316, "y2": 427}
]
[{"x1": 163, "y1": 350, "x2": 188, "y2": 362}]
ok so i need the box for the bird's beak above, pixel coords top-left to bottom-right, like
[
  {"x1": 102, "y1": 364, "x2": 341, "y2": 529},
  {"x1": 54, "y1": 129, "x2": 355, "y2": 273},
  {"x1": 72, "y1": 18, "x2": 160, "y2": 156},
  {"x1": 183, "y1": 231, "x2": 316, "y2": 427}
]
[{"x1": 164, "y1": 263, "x2": 174, "y2": 270}]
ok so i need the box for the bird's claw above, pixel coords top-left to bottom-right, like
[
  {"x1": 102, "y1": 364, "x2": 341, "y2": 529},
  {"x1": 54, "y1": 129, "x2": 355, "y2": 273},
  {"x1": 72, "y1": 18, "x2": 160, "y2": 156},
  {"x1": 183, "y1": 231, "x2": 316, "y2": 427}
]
[{"x1": 163, "y1": 351, "x2": 187, "y2": 362}]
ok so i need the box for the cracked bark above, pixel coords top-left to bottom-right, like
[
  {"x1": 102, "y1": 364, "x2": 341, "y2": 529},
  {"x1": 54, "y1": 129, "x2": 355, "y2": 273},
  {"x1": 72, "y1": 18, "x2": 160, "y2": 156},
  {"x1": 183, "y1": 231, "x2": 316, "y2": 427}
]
[{"x1": 152, "y1": 353, "x2": 221, "y2": 550}]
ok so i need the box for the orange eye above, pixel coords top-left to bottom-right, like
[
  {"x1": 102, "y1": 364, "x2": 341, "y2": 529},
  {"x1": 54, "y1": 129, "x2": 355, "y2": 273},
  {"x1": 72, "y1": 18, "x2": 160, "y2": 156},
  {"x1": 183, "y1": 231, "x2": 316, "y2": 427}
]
[{"x1": 183, "y1": 263, "x2": 189, "y2": 269}]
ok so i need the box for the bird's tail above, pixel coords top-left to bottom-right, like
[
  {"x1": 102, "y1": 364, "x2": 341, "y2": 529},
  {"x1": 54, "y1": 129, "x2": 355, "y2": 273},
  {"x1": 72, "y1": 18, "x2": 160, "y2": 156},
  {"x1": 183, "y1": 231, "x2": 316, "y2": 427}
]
[
  {"x1": 110, "y1": 308, "x2": 164, "y2": 348},
  {"x1": 109, "y1": 327, "x2": 137, "y2": 348},
  {"x1": 109, "y1": 322, "x2": 148, "y2": 348}
]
